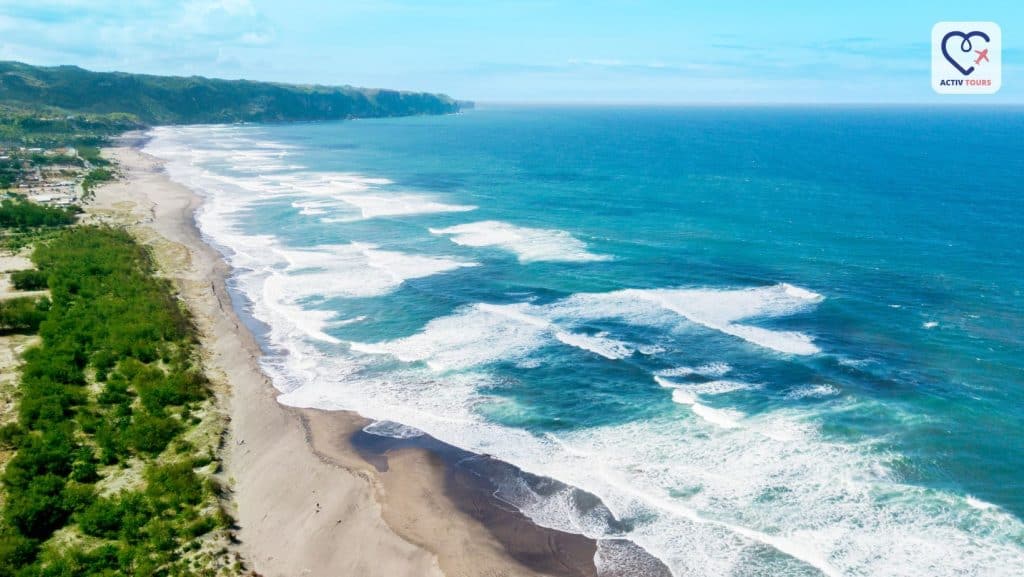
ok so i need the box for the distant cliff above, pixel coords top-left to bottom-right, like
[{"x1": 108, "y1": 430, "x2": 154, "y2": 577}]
[{"x1": 0, "y1": 61, "x2": 466, "y2": 124}]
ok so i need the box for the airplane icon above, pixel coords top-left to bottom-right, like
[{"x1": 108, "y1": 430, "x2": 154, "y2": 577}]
[{"x1": 974, "y1": 49, "x2": 990, "y2": 65}]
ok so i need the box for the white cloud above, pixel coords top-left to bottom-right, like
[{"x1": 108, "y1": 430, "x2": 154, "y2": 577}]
[{"x1": 0, "y1": 1, "x2": 275, "y2": 76}]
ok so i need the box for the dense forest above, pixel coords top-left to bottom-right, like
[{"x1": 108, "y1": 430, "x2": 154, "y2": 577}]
[
  {"x1": 0, "y1": 61, "x2": 465, "y2": 124},
  {"x1": 0, "y1": 227, "x2": 235, "y2": 576}
]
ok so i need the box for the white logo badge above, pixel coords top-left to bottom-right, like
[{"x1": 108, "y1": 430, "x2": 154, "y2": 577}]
[{"x1": 932, "y1": 22, "x2": 1001, "y2": 94}]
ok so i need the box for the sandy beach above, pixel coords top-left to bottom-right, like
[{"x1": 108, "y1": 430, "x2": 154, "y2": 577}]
[{"x1": 86, "y1": 142, "x2": 608, "y2": 577}]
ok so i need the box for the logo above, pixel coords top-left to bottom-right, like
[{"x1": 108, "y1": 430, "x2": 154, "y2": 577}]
[{"x1": 932, "y1": 22, "x2": 1001, "y2": 94}]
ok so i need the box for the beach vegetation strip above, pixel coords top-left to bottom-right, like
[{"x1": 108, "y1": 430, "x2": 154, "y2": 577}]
[
  {"x1": 0, "y1": 199, "x2": 77, "y2": 231},
  {"x1": 0, "y1": 226, "x2": 239, "y2": 576}
]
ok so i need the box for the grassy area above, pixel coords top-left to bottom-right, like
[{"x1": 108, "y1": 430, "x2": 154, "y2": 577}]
[{"x1": 0, "y1": 227, "x2": 237, "y2": 576}]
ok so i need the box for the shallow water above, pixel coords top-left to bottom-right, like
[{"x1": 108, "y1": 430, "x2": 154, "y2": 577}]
[{"x1": 145, "y1": 106, "x2": 1024, "y2": 576}]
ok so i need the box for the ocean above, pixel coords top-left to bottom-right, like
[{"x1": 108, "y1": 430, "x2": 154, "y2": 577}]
[{"x1": 144, "y1": 106, "x2": 1024, "y2": 577}]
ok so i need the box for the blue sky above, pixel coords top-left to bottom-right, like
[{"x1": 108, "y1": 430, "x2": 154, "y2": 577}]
[{"x1": 0, "y1": 0, "x2": 1021, "y2": 103}]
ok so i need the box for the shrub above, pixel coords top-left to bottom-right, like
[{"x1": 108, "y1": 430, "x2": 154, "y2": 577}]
[
  {"x1": 9, "y1": 270, "x2": 48, "y2": 291},
  {"x1": 0, "y1": 529, "x2": 38, "y2": 577},
  {"x1": 0, "y1": 423, "x2": 23, "y2": 449},
  {"x1": 145, "y1": 461, "x2": 204, "y2": 509},
  {"x1": 3, "y1": 474, "x2": 70, "y2": 538},
  {"x1": 0, "y1": 296, "x2": 48, "y2": 333},
  {"x1": 76, "y1": 497, "x2": 122, "y2": 539},
  {"x1": 128, "y1": 412, "x2": 181, "y2": 455}
]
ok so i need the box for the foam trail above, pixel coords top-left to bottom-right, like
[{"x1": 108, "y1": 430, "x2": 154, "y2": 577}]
[
  {"x1": 690, "y1": 403, "x2": 743, "y2": 429},
  {"x1": 657, "y1": 376, "x2": 756, "y2": 396},
  {"x1": 554, "y1": 331, "x2": 634, "y2": 360},
  {"x1": 337, "y1": 194, "x2": 476, "y2": 219},
  {"x1": 355, "y1": 281, "x2": 822, "y2": 372},
  {"x1": 431, "y1": 220, "x2": 611, "y2": 263},
  {"x1": 352, "y1": 302, "x2": 634, "y2": 370},
  {"x1": 555, "y1": 283, "x2": 824, "y2": 355},
  {"x1": 665, "y1": 381, "x2": 745, "y2": 429},
  {"x1": 657, "y1": 362, "x2": 733, "y2": 378},
  {"x1": 254, "y1": 242, "x2": 476, "y2": 344},
  {"x1": 786, "y1": 384, "x2": 841, "y2": 400}
]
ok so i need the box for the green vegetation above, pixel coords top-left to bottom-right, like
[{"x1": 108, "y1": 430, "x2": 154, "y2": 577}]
[
  {"x1": 0, "y1": 297, "x2": 48, "y2": 334},
  {"x1": 9, "y1": 270, "x2": 47, "y2": 291},
  {"x1": 0, "y1": 198, "x2": 77, "y2": 230},
  {"x1": 80, "y1": 168, "x2": 114, "y2": 198},
  {"x1": 0, "y1": 227, "x2": 232, "y2": 576},
  {"x1": 0, "y1": 61, "x2": 464, "y2": 125},
  {"x1": 74, "y1": 146, "x2": 109, "y2": 167},
  {"x1": 0, "y1": 104, "x2": 141, "y2": 149}
]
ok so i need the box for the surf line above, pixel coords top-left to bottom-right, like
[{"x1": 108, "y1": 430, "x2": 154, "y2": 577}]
[{"x1": 545, "y1": 433, "x2": 844, "y2": 577}]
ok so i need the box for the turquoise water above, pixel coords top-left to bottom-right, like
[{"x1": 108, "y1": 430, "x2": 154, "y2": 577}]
[{"x1": 146, "y1": 106, "x2": 1024, "y2": 576}]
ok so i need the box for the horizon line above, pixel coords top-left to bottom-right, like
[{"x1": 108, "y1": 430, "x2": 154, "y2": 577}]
[{"x1": 470, "y1": 100, "x2": 1024, "y2": 107}]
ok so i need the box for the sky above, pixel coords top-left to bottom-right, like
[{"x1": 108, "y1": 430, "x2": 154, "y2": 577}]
[{"x1": 0, "y1": 0, "x2": 1021, "y2": 103}]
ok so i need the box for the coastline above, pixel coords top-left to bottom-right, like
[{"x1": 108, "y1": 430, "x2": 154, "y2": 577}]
[{"x1": 88, "y1": 140, "x2": 619, "y2": 577}]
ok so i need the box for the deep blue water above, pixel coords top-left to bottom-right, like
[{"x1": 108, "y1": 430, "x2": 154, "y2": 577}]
[{"x1": 147, "y1": 107, "x2": 1024, "y2": 577}]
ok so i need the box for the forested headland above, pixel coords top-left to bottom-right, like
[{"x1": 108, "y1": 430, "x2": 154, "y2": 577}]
[{"x1": 0, "y1": 61, "x2": 465, "y2": 125}]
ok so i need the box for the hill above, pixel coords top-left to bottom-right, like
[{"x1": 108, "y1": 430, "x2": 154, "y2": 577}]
[{"x1": 0, "y1": 61, "x2": 464, "y2": 124}]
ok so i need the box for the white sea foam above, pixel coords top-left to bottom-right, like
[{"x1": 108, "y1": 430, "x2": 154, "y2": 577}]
[
  {"x1": 657, "y1": 362, "x2": 733, "y2": 378},
  {"x1": 656, "y1": 376, "x2": 754, "y2": 396},
  {"x1": 147, "y1": 126, "x2": 1024, "y2": 577},
  {"x1": 146, "y1": 128, "x2": 478, "y2": 346},
  {"x1": 697, "y1": 362, "x2": 732, "y2": 377},
  {"x1": 145, "y1": 126, "x2": 473, "y2": 223},
  {"x1": 430, "y1": 220, "x2": 611, "y2": 263},
  {"x1": 631, "y1": 284, "x2": 823, "y2": 355},
  {"x1": 690, "y1": 403, "x2": 744, "y2": 428},
  {"x1": 253, "y1": 242, "x2": 475, "y2": 343},
  {"x1": 553, "y1": 331, "x2": 634, "y2": 360},
  {"x1": 292, "y1": 198, "x2": 338, "y2": 215},
  {"x1": 553, "y1": 283, "x2": 823, "y2": 355},
  {"x1": 966, "y1": 495, "x2": 998, "y2": 511},
  {"x1": 335, "y1": 315, "x2": 368, "y2": 326},
  {"x1": 636, "y1": 344, "x2": 666, "y2": 355},
  {"x1": 670, "y1": 388, "x2": 697, "y2": 405},
  {"x1": 336, "y1": 193, "x2": 476, "y2": 219},
  {"x1": 352, "y1": 302, "x2": 635, "y2": 370},
  {"x1": 690, "y1": 380, "x2": 757, "y2": 395},
  {"x1": 663, "y1": 378, "x2": 751, "y2": 429},
  {"x1": 363, "y1": 420, "x2": 425, "y2": 439},
  {"x1": 354, "y1": 282, "x2": 822, "y2": 373},
  {"x1": 923, "y1": 321, "x2": 939, "y2": 329},
  {"x1": 786, "y1": 384, "x2": 841, "y2": 400}
]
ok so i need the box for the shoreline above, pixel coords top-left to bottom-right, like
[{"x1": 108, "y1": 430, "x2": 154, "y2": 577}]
[{"x1": 88, "y1": 140, "x2": 638, "y2": 577}]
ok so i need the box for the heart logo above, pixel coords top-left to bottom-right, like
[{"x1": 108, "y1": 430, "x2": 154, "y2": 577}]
[{"x1": 941, "y1": 30, "x2": 990, "y2": 76}]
